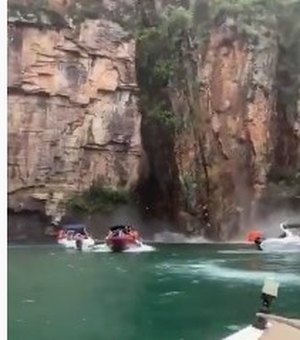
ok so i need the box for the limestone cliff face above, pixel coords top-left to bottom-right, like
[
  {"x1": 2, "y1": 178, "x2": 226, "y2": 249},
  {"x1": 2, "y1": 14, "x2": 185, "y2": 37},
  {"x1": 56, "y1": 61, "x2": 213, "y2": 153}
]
[
  {"x1": 176, "y1": 18, "x2": 278, "y2": 238},
  {"x1": 135, "y1": 1, "x2": 300, "y2": 239},
  {"x1": 158, "y1": 22, "x2": 273, "y2": 237},
  {"x1": 8, "y1": 2, "x2": 141, "y2": 220},
  {"x1": 8, "y1": 0, "x2": 300, "y2": 240}
]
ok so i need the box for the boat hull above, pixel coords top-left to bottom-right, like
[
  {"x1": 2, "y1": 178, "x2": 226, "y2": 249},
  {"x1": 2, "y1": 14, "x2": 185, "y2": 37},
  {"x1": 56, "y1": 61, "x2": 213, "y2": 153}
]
[
  {"x1": 259, "y1": 237, "x2": 300, "y2": 252},
  {"x1": 106, "y1": 236, "x2": 140, "y2": 252}
]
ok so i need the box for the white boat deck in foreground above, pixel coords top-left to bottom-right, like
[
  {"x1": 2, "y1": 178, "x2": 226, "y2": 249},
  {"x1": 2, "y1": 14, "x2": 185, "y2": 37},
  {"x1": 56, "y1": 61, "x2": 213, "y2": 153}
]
[
  {"x1": 259, "y1": 314, "x2": 300, "y2": 340},
  {"x1": 224, "y1": 313, "x2": 300, "y2": 340}
]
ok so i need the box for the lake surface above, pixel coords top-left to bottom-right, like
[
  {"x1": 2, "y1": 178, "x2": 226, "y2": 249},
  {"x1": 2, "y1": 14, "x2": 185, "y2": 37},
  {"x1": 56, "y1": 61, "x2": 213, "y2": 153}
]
[{"x1": 8, "y1": 244, "x2": 300, "y2": 340}]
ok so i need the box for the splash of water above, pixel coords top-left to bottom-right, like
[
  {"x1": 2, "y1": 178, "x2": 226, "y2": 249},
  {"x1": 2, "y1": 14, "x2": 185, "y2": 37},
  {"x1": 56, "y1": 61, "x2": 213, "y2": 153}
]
[
  {"x1": 92, "y1": 243, "x2": 155, "y2": 253},
  {"x1": 123, "y1": 244, "x2": 155, "y2": 252},
  {"x1": 92, "y1": 244, "x2": 111, "y2": 252}
]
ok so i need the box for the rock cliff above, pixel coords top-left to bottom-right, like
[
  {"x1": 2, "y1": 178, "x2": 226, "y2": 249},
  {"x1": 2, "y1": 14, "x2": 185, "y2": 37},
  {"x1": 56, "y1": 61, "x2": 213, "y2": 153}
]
[
  {"x1": 8, "y1": 0, "x2": 300, "y2": 240},
  {"x1": 134, "y1": 0, "x2": 300, "y2": 238},
  {"x1": 8, "y1": 0, "x2": 141, "y2": 222}
]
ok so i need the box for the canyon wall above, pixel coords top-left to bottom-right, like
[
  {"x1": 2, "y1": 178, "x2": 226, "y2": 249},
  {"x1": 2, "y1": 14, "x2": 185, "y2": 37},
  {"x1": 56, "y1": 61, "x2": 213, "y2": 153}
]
[
  {"x1": 8, "y1": 0, "x2": 141, "y2": 222},
  {"x1": 176, "y1": 15, "x2": 279, "y2": 239},
  {"x1": 8, "y1": 0, "x2": 300, "y2": 240},
  {"x1": 134, "y1": 0, "x2": 300, "y2": 238}
]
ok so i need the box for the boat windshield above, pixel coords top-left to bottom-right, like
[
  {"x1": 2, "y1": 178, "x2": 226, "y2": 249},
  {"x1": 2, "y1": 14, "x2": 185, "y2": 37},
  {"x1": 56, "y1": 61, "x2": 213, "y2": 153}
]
[
  {"x1": 109, "y1": 225, "x2": 126, "y2": 232},
  {"x1": 281, "y1": 223, "x2": 300, "y2": 237},
  {"x1": 63, "y1": 224, "x2": 87, "y2": 235}
]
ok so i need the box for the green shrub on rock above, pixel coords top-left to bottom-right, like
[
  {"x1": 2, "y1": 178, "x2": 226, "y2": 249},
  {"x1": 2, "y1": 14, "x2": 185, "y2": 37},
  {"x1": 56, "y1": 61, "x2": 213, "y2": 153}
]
[{"x1": 68, "y1": 184, "x2": 130, "y2": 214}]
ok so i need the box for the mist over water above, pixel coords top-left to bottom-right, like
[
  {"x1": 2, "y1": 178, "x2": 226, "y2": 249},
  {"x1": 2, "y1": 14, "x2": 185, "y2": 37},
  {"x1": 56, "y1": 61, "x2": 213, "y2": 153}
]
[
  {"x1": 65, "y1": 204, "x2": 180, "y2": 240},
  {"x1": 75, "y1": 203, "x2": 300, "y2": 243},
  {"x1": 251, "y1": 210, "x2": 300, "y2": 236},
  {"x1": 153, "y1": 230, "x2": 210, "y2": 243},
  {"x1": 9, "y1": 200, "x2": 300, "y2": 245},
  {"x1": 227, "y1": 206, "x2": 300, "y2": 242}
]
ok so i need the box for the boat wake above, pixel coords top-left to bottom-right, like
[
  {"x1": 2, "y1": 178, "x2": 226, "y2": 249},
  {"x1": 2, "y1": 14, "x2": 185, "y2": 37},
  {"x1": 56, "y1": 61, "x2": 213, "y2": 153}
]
[
  {"x1": 218, "y1": 250, "x2": 261, "y2": 254},
  {"x1": 123, "y1": 244, "x2": 155, "y2": 252},
  {"x1": 92, "y1": 243, "x2": 155, "y2": 253},
  {"x1": 218, "y1": 249, "x2": 300, "y2": 254},
  {"x1": 157, "y1": 261, "x2": 300, "y2": 286}
]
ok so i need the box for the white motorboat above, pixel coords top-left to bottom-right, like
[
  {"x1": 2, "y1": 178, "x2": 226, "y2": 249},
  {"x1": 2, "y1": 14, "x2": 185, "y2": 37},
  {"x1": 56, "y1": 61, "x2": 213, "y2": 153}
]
[
  {"x1": 57, "y1": 224, "x2": 95, "y2": 250},
  {"x1": 256, "y1": 222, "x2": 300, "y2": 252}
]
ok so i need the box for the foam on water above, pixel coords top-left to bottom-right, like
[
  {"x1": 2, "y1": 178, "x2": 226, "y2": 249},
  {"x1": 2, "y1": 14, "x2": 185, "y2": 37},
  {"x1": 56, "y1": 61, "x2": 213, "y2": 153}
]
[
  {"x1": 198, "y1": 262, "x2": 300, "y2": 285},
  {"x1": 160, "y1": 291, "x2": 182, "y2": 297},
  {"x1": 123, "y1": 243, "x2": 155, "y2": 252},
  {"x1": 90, "y1": 244, "x2": 110, "y2": 252},
  {"x1": 226, "y1": 325, "x2": 243, "y2": 332},
  {"x1": 92, "y1": 243, "x2": 155, "y2": 253},
  {"x1": 157, "y1": 260, "x2": 300, "y2": 286},
  {"x1": 218, "y1": 250, "x2": 263, "y2": 255},
  {"x1": 218, "y1": 249, "x2": 300, "y2": 254},
  {"x1": 22, "y1": 299, "x2": 35, "y2": 303}
]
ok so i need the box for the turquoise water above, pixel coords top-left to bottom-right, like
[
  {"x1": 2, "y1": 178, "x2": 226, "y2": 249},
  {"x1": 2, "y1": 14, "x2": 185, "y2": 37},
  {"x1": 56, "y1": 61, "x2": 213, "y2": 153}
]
[{"x1": 8, "y1": 244, "x2": 300, "y2": 340}]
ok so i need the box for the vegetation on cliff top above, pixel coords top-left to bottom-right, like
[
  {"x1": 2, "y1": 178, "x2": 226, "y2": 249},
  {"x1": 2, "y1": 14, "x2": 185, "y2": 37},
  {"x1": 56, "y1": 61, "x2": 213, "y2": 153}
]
[
  {"x1": 135, "y1": 0, "x2": 300, "y2": 229},
  {"x1": 135, "y1": 0, "x2": 300, "y2": 128},
  {"x1": 136, "y1": 0, "x2": 300, "y2": 151},
  {"x1": 275, "y1": 0, "x2": 300, "y2": 124},
  {"x1": 67, "y1": 184, "x2": 131, "y2": 214},
  {"x1": 136, "y1": 6, "x2": 194, "y2": 129},
  {"x1": 8, "y1": 4, "x2": 68, "y2": 28},
  {"x1": 8, "y1": 0, "x2": 138, "y2": 32}
]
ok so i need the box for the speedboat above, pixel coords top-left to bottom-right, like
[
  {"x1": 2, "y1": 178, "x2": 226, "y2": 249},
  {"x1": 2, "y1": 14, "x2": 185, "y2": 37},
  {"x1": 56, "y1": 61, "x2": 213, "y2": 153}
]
[
  {"x1": 105, "y1": 225, "x2": 142, "y2": 252},
  {"x1": 248, "y1": 222, "x2": 300, "y2": 252},
  {"x1": 57, "y1": 224, "x2": 95, "y2": 250}
]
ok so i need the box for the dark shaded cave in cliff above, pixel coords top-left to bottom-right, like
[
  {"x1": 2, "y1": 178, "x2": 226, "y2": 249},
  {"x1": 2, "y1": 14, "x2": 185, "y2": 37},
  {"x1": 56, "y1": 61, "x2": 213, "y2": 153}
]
[
  {"x1": 266, "y1": 2, "x2": 300, "y2": 207},
  {"x1": 134, "y1": 114, "x2": 181, "y2": 222},
  {"x1": 133, "y1": 1, "x2": 185, "y2": 224},
  {"x1": 8, "y1": 208, "x2": 52, "y2": 243},
  {"x1": 272, "y1": 47, "x2": 299, "y2": 178}
]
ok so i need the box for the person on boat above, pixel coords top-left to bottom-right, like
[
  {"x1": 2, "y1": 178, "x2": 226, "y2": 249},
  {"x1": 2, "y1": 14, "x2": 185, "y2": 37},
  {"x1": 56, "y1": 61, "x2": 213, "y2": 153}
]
[
  {"x1": 75, "y1": 233, "x2": 83, "y2": 240},
  {"x1": 124, "y1": 225, "x2": 139, "y2": 243},
  {"x1": 107, "y1": 230, "x2": 113, "y2": 238},
  {"x1": 82, "y1": 227, "x2": 89, "y2": 239},
  {"x1": 66, "y1": 230, "x2": 74, "y2": 240},
  {"x1": 57, "y1": 229, "x2": 66, "y2": 240},
  {"x1": 130, "y1": 227, "x2": 141, "y2": 246},
  {"x1": 124, "y1": 225, "x2": 132, "y2": 235},
  {"x1": 75, "y1": 235, "x2": 83, "y2": 250},
  {"x1": 131, "y1": 229, "x2": 139, "y2": 240},
  {"x1": 124, "y1": 225, "x2": 137, "y2": 238}
]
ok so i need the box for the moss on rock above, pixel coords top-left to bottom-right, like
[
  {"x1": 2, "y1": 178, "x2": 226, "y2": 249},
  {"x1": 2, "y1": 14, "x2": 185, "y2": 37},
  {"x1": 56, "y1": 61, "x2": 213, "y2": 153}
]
[{"x1": 67, "y1": 183, "x2": 131, "y2": 214}]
